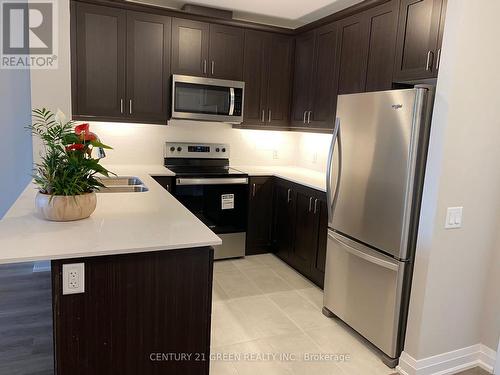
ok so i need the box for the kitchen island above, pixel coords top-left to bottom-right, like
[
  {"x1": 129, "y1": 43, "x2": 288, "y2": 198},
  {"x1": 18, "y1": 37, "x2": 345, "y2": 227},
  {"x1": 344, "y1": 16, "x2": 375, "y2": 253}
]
[{"x1": 0, "y1": 168, "x2": 221, "y2": 375}]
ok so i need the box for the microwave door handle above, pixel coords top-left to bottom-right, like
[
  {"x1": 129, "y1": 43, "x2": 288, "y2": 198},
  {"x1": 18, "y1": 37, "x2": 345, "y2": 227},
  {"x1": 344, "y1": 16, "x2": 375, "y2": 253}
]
[{"x1": 229, "y1": 87, "x2": 235, "y2": 116}]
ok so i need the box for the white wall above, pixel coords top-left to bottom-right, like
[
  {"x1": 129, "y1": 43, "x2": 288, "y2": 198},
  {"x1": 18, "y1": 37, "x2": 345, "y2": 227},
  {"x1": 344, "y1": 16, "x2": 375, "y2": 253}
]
[
  {"x1": 0, "y1": 69, "x2": 33, "y2": 218},
  {"x1": 403, "y1": 0, "x2": 500, "y2": 363}
]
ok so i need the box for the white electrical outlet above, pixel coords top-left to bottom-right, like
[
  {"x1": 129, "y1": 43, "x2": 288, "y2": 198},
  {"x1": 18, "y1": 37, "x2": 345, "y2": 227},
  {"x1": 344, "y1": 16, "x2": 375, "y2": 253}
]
[
  {"x1": 62, "y1": 263, "x2": 85, "y2": 295},
  {"x1": 272, "y1": 150, "x2": 279, "y2": 159},
  {"x1": 445, "y1": 207, "x2": 463, "y2": 229}
]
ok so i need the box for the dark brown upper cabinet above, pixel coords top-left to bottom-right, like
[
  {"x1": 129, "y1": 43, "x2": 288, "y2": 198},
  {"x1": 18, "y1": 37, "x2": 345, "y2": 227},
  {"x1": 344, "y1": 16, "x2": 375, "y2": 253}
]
[
  {"x1": 172, "y1": 19, "x2": 244, "y2": 80},
  {"x1": 290, "y1": 25, "x2": 338, "y2": 130},
  {"x1": 73, "y1": 3, "x2": 127, "y2": 120},
  {"x1": 394, "y1": 0, "x2": 447, "y2": 81},
  {"x1": 308, "y1": 23, "x2": 339, "y2": 129},
  {"x1": 72, "y1": 3, "x2": 171, "y2": 124},
  {"x1": 209, "y1": 24, "x2": 244, "y2": 80},
  {"x1": 266, "y1": 35, "x2": 293, "y2": 126},
  {"x1": 126, "y1": 12, "x2": 171, "y2": 123},
  {"x1": 290, "y1": 30, "x2": 315, "y2": 128},
  {"x1": 364, "y1": 0, "x2": 399, "y2": 92},
  {"x1": 242, "y1": 30, "x2": 292, "y2": 128},
  {"x1": 335, "y1": 12, "x2": 370, "y2": 95},
  {"x1": 171, "y1": 18, "x2": 209, "y2": 77}
]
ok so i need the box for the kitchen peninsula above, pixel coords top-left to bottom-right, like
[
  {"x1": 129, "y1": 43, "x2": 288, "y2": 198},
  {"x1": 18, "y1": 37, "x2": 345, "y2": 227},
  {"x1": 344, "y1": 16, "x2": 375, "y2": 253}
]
[{"x1": 0, "y1": 168, "x2": 221, "y2": 375}]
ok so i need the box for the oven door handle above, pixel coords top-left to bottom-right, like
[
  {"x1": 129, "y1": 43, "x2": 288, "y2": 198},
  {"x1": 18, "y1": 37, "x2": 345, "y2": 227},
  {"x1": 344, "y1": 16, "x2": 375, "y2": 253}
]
[
  {"x1": 228, "y1": 87, "x2": 235, "y2": 116},
  {"x1": 176, "y1": 177, "x2": 248, "y2": 186}
]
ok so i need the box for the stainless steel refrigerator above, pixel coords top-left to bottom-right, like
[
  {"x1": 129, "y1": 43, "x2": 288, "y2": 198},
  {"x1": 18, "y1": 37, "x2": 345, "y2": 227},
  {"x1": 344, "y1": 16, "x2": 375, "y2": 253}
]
[{"x1": 323, "y1": 86, "x2": 434, "y2": 368}]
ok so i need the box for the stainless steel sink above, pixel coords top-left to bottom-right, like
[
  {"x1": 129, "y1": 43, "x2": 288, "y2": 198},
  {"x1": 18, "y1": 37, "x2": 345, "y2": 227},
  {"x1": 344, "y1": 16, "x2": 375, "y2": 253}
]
[
  {"x1": 97, "y1": 177, "x2": 144, "y2": 186},
  {"x1": 96, "y1": 176, "x2": 149, "y2": 193}
]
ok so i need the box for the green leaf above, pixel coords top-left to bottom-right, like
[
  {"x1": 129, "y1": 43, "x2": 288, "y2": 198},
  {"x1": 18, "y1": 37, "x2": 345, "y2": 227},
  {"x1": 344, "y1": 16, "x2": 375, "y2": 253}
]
[{"x1": 90, "y1": 140, "x2": 113, "y2": 150}]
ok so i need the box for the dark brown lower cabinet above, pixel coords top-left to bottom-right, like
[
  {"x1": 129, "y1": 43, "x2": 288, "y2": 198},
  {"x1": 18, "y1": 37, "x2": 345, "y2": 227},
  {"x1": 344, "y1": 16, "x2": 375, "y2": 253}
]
[
  {"x1": 246, "y1": 177, "x2": 274, "y2": 255},
  {"x1": 273, "y1": 180, "x2": 296, "y2": 261},
  {"x1": 152, "y1": 176, "x2": 174, "y2": 192},
  {"x1": 52, "y1": 247, "x2": 213, "y2": 375},
  {"x1": 270, "y1": 178, "x2": 328, "y2": 288},
  {"x1": 310, "y1": 199, "x2": 328, "y2": 288}
]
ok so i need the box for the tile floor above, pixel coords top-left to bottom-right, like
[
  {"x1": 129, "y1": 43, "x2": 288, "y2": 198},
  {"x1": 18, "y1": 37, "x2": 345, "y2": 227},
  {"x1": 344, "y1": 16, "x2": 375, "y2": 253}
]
[{"x1": 210, "y1": 254, "x2": 395, "y2": 375}]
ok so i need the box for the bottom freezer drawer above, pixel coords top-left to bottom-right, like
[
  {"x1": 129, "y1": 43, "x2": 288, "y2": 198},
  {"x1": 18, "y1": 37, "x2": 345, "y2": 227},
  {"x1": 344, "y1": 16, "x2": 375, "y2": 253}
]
[{"x1": 323, "y1": 230, "x2": 405, "y2": 358}]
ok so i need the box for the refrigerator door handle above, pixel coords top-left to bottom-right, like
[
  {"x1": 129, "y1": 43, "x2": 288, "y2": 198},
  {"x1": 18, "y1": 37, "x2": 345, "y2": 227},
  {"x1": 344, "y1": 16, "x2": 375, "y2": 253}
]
[
  {"x1": 328, "y1": 231, "x2": 399, "y2": 271},
  {"x1": 326, "y1": 118, "x2": 342, "y2": 222}
]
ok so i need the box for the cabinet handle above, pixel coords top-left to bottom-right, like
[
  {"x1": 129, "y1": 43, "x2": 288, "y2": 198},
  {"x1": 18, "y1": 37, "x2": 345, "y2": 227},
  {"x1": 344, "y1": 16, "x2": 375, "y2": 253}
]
[
  {"x1": 307, "y1": 111, "x2": 312, "y2": 124},
  {"x1": 268, "y1": 109, "x2": 272, "y2": 123},
  {"x1": 129, "y1": 99, "x2": 133, "y2": 114},
  {"x1": 203, "y1": 60, "x2": 207, "y2": 74},
  {"x1": 308, "y1": 197, "x2": 313, "y2": 212},
  {"x1": 314, "y1": 198, "x2": 318, "y2": 214},
  {"x1": 120, "y1": 99, "x2": 124, "y2": 114},
  {"x1": 211, "y1": 61, "x2": 215, "y2": 75},
  {"x1": 166, "y1": 184, "x2": 170, "y2": 192},
  {"x1": 287, "y1": 189, "x2": 291, "y2": 203},
  {"x1": 261, "y1": 110, "x2": 265, "y2": 123},
  {"x1": 436, "y1": 48, "x2": 441, "y2": 70},
  {"x1": 252, "y1": 183, "x2": 256, "y2": 197},
  {"x1": 426, "y1": 51, "x2": 433, "y2": 71},
  {"x1": 303, "y1": 111, "x2": 307, "y2": 124}
]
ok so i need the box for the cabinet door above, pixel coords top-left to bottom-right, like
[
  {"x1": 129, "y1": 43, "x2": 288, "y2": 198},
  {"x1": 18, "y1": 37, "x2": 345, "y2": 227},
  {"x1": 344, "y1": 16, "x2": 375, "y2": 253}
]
[
  {"x1": 364, "y1": 0, "x2": 399, "y2": 92},
  {"x1": 242, "y1": 30, "x2": 268, "y2": 125},
  {"x1": 126, "y1": 12, "x2": 171, "y2": 124},
  {"x1": 310, "y1": 198, "x2": 328, "y2": 288},
  {"x1": 246, "y1": 177, "x2": 274, "y2": 255},
  {"x1": 290, "y1": 30, "x2": 315, "y2": 127},
  {"x1": 290, "y1": 190, "x2": 319, "y2": 276},
  {"x1": 152, "y1": 176, "x2": 174, "y2": 192},
  {"x1": 273, "y1": 183, "x2": 295, "y2": 262},
  {"x1": 309, "y1": 22, "x2": 338, "y2": 129},
  {"x1": 208, "y1": 24, "x2": 244, "y2": 80},
  {"x1": 434, "y1": 0, "x2": 447, "y2": 74},
  {"x1": 266, "y1": 34, "x2": 293, "y2": 127},
  {"x1": 393, "y1": 0, "x2": 441, "y2": 81},
  {"x1": 171, "y1": 18, "x2": 209, "y2": 77},
  {"x1": 335, "y1": 12, "x2": 370, "y2": 95},
  {"x1": 74, "y1": 3, "x2": 126, "y2": 119}
]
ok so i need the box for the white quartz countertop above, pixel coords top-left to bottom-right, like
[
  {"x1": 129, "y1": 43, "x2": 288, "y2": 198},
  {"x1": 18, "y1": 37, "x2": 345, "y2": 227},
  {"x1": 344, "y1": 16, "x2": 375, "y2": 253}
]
[
  {"x1": 232, "y1": 165, "x2": 326, "y2": 192},
  {"x1": 0, "y1": 165, "x2": 221, "y2": 265}
]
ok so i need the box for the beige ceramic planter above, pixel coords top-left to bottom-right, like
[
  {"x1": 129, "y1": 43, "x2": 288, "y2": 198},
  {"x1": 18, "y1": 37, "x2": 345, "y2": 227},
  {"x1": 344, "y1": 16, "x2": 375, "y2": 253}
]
[{"x1": 35, "y1": 192, "x2": 97, "y2": 222}]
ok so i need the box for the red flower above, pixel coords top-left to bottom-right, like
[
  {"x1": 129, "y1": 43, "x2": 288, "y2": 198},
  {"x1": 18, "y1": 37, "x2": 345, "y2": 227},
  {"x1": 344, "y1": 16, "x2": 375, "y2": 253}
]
[
  {"x1": 75, "y1": 123, "x2": 89, "y2": 135},
  {"x1": 66, "y1": 143, "x2": 85, "y2": 152},
  {"x1": 80, "y1": 131, "x2": 97, "y2": 141}
]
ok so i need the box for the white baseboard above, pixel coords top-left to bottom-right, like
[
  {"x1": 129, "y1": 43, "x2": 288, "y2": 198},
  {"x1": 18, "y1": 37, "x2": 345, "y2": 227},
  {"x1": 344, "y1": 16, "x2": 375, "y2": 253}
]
[{"x1": 397, "y1": 344, "x2": 496, "y2": 375}]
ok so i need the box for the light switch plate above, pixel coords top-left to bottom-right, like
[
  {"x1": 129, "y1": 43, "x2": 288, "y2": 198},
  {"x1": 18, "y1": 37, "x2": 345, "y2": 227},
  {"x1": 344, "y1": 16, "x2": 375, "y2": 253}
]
[
  {"x1": 445, "y1": 207, "x2": 463, "y2": 229},
  {"x1": 62, "y1": 263, "x2": 85, "y2": 295}
]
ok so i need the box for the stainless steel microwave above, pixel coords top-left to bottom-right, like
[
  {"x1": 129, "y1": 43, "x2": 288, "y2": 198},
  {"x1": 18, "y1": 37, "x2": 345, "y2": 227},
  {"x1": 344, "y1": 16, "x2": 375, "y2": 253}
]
[{"x1": 171, "y1": 75, "x2": 245, "y2": 123}]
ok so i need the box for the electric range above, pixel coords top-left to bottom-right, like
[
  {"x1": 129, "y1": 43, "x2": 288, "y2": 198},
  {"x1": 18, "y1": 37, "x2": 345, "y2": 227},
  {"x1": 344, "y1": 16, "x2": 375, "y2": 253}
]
[{"x1": 164, "y1": 142, "x2": 248, "y2": 260}]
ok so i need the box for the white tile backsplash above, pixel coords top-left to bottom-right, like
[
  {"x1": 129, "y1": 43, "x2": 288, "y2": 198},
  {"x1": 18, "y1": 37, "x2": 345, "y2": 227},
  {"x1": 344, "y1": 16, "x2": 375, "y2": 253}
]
[{"x1": 85, "y1": 119, "x2": 331, "y2": 172}]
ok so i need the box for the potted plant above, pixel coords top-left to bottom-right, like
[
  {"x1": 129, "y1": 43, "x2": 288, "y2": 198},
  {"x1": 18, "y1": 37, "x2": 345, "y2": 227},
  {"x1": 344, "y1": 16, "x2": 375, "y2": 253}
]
[{"x1": 29, "y1": 108, "x2": 113, "y2": 221}]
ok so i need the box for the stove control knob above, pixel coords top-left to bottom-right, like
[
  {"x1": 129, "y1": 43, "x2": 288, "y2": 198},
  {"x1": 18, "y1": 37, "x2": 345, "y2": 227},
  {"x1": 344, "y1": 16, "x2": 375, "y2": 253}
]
[
  {"x1": 216, "y1": 148, "x2": 220, "y2": 152},
  {"x1": 222, "y1": 148, "x2": 226, "y2": 153},
  {"x1": 177, "y1": 147, "x2": 182, "y2": 152},
  {"x1": 170, "y1": 147, "x2": 175, "y2": 152}
]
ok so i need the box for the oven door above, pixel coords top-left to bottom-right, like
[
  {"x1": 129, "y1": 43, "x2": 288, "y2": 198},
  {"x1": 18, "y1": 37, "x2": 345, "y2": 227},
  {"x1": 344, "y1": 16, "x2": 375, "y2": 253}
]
[
  {"x1": 171, "y1": 75, "x2": 244, "y2": 123},
  {"x1": 173, "y1": 177, "x2": 248, "y2": 234}
]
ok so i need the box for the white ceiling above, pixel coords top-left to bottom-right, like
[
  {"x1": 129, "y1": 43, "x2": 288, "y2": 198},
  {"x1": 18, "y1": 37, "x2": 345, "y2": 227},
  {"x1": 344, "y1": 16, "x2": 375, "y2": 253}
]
[{"x1": 131, "y1": 0, "x2": 365, "y2": 28}]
